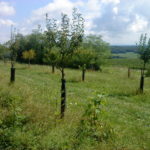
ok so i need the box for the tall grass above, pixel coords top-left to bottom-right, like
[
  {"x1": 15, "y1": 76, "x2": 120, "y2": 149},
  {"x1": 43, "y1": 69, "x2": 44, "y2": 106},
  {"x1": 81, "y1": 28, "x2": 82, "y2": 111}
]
[{"x1": 0, "y1": 61, "x2": 150, "y2": 150}]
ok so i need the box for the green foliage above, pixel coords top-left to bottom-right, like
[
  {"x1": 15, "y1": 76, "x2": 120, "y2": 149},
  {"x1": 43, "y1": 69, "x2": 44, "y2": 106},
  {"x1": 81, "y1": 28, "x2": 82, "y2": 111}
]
[
  {"x1": 0, "y1": 92, "x2": 21, "y2": 108},
  {"x1": 0, "y1": 91, "x2": 32, "y2": 150},
  {"x1": 4, "y1": 22, "x2": 109, "y2": 71},
  {"x1": 112, "y1": 52, "x2": 138, "y2": 59},
  {"x1": 7, "y1": 32, "x2": 110, "y2": 70},
  {"x1": 45, "y1": 8, "x2": 84, "y2": 72},
  {"x1": 136, "y1": 33, "x2": 150, "y2": 92},
  {"x1": 107, "y1": 58, "x2": 147, "y2": 68},
  {"x1": 0, "y1": 44, "x2": 9, "y2": 60},
  {"x1": 0, "y1": 115, "x2": 36, "y2": 150},
  {"x1": 22, "y1": 49, "x2": 36, "y2": 65},
  {"x1": 44, "y1": 15, "x2": 58, "y2": 68},
  {"x1": 145, "y1": 68, "x2": 150, "y2": 77},
  {"x1": 43, "y1": 47, "x2": 59, "y2": 66},
  {"x1": 65, "y1": 35, "x2": 110, "y2": 70},
  {"x1": 5, "y1": 26, "x2": 45, "y2": 64},
  {"x1": 83, "y1": 35, "x2": 111, "y2": 69},
  {"x1": 74, "y1": 94, "x2": 114, "y2": 149},
  {"x1": 74, "y1": 47, "x2": 96, "y2": 70},
  {"x1": 10, "y1": 41, "x2": 18, "y2": 66},
  {"x1": 84, "y1": 35, "x2": 111, "y2": 58},
  {"x1": 45, "y1": 8, "x2": 85, "y2": 117},
  {"x1": 45, "y1": 15, "x2": 57, "y2": 49},
  {"x1": 9, "y1": 27, "x2": 21, "y2": 67},
  {"x1": 137, "y1": 33, "x2": 150, "y2": 66},
  {"x1": 25, "y1": 29, "x2": 45, "y2": 64}
]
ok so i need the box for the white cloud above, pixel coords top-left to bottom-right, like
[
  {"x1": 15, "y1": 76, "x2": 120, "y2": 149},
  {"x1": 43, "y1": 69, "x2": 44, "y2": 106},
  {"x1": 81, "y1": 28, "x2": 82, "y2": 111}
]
[
  {"x1": 19, "y1": 27, "x2": 31, "y2": 35},
  {"x1": 102, "y1": 0, "x2": 120, "y2": 5},
  {"x1": 85, "y1": 0, "x2": 102, "y2": 19},
  {"x1": 0, "y1": 1, "x2": 15, "y2": 16},
  {"x1": 2, "y1": 0, "x2": 150, "y2": 45},
  {"x1": 129, "y1": 15, "x2": 148, "y2": 32},
  {"x1": 15, "y1": 0, "x2": 150, "y2": 45},
  {"x1": 0, "y1": 18, "x2": 15, "y2": 26},
  {"x1": 0, "y1": 2, "x2": 16, "y2": 43},
  {"x1": 25, "y1": 0, "x2": 102, "y2": 35},
  {"x1": 33, "y1": 0, "x2": 73, "y2": 16},
  {"x1": 28, "y1": 0, "x2": 74, "y2": 24},
  {"x1": 113, "y1": 7, "x2": 118, "y2": 14}
]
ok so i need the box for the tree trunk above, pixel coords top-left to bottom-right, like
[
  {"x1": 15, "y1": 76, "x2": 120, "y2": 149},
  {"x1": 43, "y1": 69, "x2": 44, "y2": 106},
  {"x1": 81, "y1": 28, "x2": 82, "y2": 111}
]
[
  {"x1": 60, "y1": 68, "x2": 66, "y2": 118},
  {"x1": 128, "y1": 68, "x2": 130, "y2": 78},
  {"x1": 140, "y1": 75, "x2": 144, "y2": 93},
  {"x1": 10, "y1": 67, "x2": 15, "y2": 82},
  {"x1": 28, "y1": 59, "x2": 30, "y2": 67},
  {"x1": 82, "y1": 69, "x2": 85, "y2": 81},
  {"x1": 52, "y1": 65, "x2": 55, "y2": 73}
]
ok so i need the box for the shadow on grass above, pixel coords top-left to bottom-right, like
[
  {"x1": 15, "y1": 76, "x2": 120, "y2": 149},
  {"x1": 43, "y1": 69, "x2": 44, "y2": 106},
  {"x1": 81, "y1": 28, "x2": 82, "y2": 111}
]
[
  {"x1": 17, "y1": 67, "x2": 28, "y2": 70},
  {"x1": 108, "y1": 91, "x2": 138, "y2": 98},
  {"x1": 67, "y1": 78, "x2": 81, "y2": 83},
  {"x1": 37, "y1": 71, "x2": 60, "y2": 76},
  {"x1": 8, "y1": 81, "x2": 15, "y2": 87}
]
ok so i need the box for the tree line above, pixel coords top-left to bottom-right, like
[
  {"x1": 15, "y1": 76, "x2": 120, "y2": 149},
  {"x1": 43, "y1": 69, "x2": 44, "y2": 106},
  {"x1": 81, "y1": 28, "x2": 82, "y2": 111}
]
[
  {"x1": 0, "y1": 25, "x2": 110, "y2": 71},
  {"x1": 111, "y1": 45, "x2": 138, "y2": 54}
]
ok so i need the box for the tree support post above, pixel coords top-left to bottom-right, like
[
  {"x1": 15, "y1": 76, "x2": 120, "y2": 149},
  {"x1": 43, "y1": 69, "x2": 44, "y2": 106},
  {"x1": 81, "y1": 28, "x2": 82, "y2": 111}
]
[
  {"x1": 128, "y1": 68, "x2": 130, "y2": 78},
  {"x1": 52, "y1": 65, "x2": 55, "y2": 73},
  {"x1": 82, "y1": 69, "x2": 85, "y2": 81},
  {"x1": 28, "y1": 59, "x2": 30, "y2": 67},
  {"x1": 10, "y1": 67, "x2": 15, "y2": 82},
  {"x1": 139, "y1": 69, "x2": 144, "y2": 93},
  {"x1": 140, "y1": 75, "x2": 144, "y2": 93},
  {"x1": 60, "y1": 78, "x2": 66, "y2": 118}
]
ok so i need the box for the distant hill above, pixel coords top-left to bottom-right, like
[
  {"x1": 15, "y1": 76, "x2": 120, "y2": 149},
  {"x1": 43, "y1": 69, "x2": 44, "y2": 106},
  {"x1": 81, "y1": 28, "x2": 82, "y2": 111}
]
[
  {"x1": 111, "y1": 45, "x2": 137, "y2": 54},
  {"x1": 110, "y1": 45, "x2": 138, "y2": 59}
]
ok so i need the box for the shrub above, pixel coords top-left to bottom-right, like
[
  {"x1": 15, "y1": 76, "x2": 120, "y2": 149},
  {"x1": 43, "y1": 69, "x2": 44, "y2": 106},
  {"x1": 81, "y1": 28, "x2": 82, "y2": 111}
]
[
  {"x1": 0, "y1": 107, "x2": 32, "y2": 150},
  {"x1": 0, "y1": 91, "x2": 32, "y2": 150},
  {"x1": 73, "y1": 94, "x2": 114, "y2": 149},
  {"x1": 0, "y1": 91, "x2": 22, "y2": 108}
]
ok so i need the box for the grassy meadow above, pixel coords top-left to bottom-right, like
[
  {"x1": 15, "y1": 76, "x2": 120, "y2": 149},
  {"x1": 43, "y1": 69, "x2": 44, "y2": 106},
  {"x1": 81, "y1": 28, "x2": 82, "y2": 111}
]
[
  {"x1": 112, "y1": 52, "x2": 138, "y2": 59},
  {"x1": 0, "y1": 61, "x2": 150, "y2": 150}
]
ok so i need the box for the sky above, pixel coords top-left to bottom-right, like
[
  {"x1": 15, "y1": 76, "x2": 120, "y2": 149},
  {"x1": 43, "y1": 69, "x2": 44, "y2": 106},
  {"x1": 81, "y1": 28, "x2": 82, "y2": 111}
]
[{"x1": 0, "y1": 0, "x2": 150, "y2": 45}]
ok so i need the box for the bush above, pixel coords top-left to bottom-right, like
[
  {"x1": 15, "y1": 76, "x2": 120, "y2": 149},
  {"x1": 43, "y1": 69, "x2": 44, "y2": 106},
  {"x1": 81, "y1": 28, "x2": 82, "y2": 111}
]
[
  {"x1": 0, "y1": 92, "x2": 22, "y2": 108},
  {"x1": 0, "y1": 110, "x2": 34, "y2": 150},
  {"x1": 73, "y1": 94, "x2": 114, "y2": 149},
  {"x1": 0, "y1": 91, "x2": 33, "y2": 150}
]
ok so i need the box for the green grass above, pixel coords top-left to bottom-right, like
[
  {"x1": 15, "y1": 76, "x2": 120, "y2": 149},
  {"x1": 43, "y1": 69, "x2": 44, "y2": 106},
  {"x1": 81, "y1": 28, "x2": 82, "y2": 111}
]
[
  {"x1": 0, "y1": 61, "x2": 150, "y2": 150},
  {"x1": 112, "y1": 52, "x2": 138, "y2": 59}
]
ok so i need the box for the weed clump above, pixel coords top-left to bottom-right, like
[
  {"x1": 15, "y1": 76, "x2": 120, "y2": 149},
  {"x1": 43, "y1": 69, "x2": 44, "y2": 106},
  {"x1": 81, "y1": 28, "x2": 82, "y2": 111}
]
[
  {"x1": 73, "y1": 94, "x2": 115, "y2": 149},
  {"x1": 0, "y1": 91, "x2": 22, "y2": 108},
  {"x1": 0, "y1": 91, "x2": 33, "y2": 150}
]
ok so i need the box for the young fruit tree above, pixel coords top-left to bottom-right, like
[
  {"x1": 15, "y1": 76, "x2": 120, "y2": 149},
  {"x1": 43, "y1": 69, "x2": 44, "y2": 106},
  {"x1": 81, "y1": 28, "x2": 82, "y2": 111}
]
[
  {"x1": 83, "y1": 35, "x2": 111, "y2": 71},
  {"x1": 137, "y1": 33, "x2": 150, "y2": 93},
  {"x1": 74, "y1": 47, "x2": 95, "y2": 81},
  {"x1": 22, "y1": 49, "x2": 36, "y2": 66},
  {"x1": 43, "y1": 47, "x2": 58, "y2": 73},
  {"x1": 46, "y1": 8, "x2": 84, "y2": 118},
  {"x1": 45, "y1": 15, "x2": 58, "y2": 73}
]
